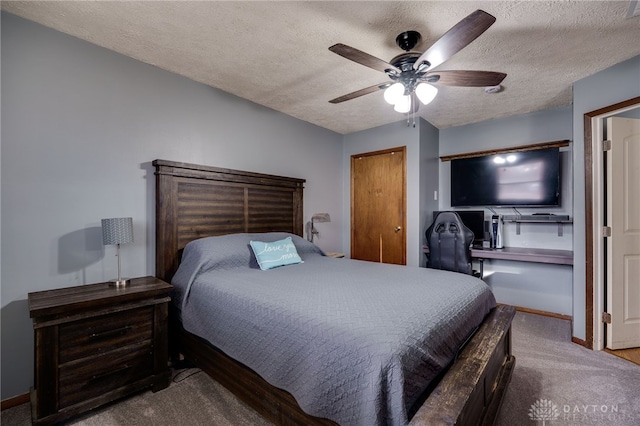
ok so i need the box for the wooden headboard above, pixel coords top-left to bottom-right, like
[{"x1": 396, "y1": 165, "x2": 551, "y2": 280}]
[{"x1": 153, "y1": 159, "x2": 305, "y2": 283}]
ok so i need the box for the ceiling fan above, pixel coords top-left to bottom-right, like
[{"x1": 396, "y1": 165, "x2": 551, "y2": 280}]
[{"x1": 328, "y1": 9, "x2": 506, "y2": 114}]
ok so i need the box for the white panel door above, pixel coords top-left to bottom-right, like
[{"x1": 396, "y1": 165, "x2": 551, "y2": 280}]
[{"x1": 606, "y1": 117, "x2": 640, "y2": 349}]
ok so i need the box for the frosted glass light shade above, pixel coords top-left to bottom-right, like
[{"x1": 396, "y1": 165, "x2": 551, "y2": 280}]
[
  {"x1": 383, "y1": 83, "x2": 405, "y2": 105},
  {"x1": 393, "y1": 95, "x2": 411, "y2": 113},
  {"x1": 415, "y1": 83, "x2": 438, "y2": 105}
]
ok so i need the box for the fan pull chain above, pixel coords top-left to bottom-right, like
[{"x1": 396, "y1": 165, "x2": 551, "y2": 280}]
[{"x1": 405, "y1": 104, "x2": 416, "y2": 128}]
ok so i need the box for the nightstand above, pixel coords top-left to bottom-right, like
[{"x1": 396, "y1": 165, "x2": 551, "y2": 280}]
[
  {"x1": 28, "y1": 276, "x2": 173, "y2": 425},
  {"x1": 325, "y1": 251, "x2": 345, "y2": 258}
]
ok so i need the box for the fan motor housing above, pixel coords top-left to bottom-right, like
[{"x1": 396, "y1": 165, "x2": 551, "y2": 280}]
[
  {"x1": 395, "y1": 31, "x2": 421, "y2": 51},
  {"x1": 390, "y1": 52, "x2": 422, "y2": 72}
]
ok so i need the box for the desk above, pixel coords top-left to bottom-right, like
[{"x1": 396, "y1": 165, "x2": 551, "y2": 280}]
[
  {"x1": 470, "y1": 247, "x2": 573, "y2": 265},
  {"x1": 423, "y1": 246, "x2": 573, "y2": 277}
]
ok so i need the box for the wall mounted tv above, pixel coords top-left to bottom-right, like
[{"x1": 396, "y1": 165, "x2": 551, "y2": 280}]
[{"x1": 451, "y1": 147, "x2": 560, "y2": 207}]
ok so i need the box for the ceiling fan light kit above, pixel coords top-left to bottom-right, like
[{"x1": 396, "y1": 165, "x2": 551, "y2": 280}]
[
  {"x1": 415, "y1": 83, "x2": 438, "y2": 105},
  {"x1": 384, "y1": 81, "x2": 437, "y2": 108},
  {"x1": 328, "y1": 9, "x2": 507, "y2": 116},
  {"x1": 393, "y1": 95, "x2": 412, "y2": 113},
  {"x1": 383, "y1": 82, "x2": 405, "y2": 104}
]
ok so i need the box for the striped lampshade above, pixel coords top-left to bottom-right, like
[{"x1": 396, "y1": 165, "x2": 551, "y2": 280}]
[{"x1": 101, "y1": 217, "x2": 134, "y2": 245}]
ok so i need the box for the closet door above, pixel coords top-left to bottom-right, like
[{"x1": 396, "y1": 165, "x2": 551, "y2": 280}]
[{"x1": 351, "y1": 147, "x2": 406, "y2": 264}]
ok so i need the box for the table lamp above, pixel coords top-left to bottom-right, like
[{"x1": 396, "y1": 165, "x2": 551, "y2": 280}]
[{"x1": 101, "y1": 217, "x2": 133, "y2": 287}]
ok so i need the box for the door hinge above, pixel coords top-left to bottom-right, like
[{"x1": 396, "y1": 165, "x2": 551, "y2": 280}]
[
  {"x1": 603, "y1": 226, "x2": 612, "y2": 237},
  {"x1": 602, "y1": 312, "x2": 612, "y2": 324},
  {"x1": 602, "y1": 139, "x2": 612, "y2": 151}
]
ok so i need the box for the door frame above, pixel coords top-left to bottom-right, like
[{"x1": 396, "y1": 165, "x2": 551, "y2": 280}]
[{"x1": 584, "y1": 96, "x2": 640, "y2": 350}]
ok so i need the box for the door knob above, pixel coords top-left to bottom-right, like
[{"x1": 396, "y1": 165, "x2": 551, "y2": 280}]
[{"x1": 394, "y1": 226, "x2": 402, "y2": 233}]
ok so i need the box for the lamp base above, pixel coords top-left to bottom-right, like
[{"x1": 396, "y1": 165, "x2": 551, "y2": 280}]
[{"x1": 109, "y1": 278, "x2": 130, "y2": 287}]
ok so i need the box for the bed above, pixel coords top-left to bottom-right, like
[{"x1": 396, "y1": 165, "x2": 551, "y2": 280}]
[{"x1": 153, "y1": 159, "x2": 515, "y2": 426}]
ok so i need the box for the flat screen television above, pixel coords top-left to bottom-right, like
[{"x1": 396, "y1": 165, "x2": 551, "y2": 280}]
[
  {"x1": 451, "y1": 147, "x2": 560, "y2": 207},
  {"x1": 432, "y1": 210, "x2": 486, "y2": 247}
]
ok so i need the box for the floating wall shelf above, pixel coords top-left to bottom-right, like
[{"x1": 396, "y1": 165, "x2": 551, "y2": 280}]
[{"x1": 502, "y1": 215, "x2": 573, "y2": 237}]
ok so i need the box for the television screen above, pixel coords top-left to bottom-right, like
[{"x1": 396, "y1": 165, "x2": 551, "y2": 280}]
[
  {"x1": 432, "y1": 210, "x2": 485, "y2": 247},
  {"x1": 451, "y1": 148, "x2": 560, "y2": 207}
]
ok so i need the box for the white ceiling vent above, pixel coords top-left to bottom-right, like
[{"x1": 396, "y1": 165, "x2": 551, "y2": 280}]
[{"x1": 484, "y1": 85, "x2": 503, "y2": 94}]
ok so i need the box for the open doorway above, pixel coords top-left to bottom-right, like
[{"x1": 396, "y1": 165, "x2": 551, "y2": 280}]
[{"x1": 584, "y1": 96, "x2": 640, "y2": 362}]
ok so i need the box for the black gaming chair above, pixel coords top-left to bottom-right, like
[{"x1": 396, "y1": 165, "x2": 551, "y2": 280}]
[{"x1": 425, "y1": 211, "x2": 479, "y2": 277}]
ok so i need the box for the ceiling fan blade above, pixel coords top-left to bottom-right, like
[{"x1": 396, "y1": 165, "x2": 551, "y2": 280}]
[
  {"x1": 329, "y1": 82, "x2": 392, "y2": 104},
  {"x1": 425, "y1": 70, "x2": 506, "y2": 87},
  {"x1": 329, "y1": 43, "x2": 401, "y2": 75},
  {"x1": 413, "y1": 9, "x2": 496, "y2": 71}
]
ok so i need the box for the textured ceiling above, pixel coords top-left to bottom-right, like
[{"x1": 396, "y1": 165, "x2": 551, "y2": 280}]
[{"x1": 2, "y1": 1, "x2": 639, "y2": 134}]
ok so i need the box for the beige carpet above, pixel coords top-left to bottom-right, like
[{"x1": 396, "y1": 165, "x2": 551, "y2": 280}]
[
  {"x1": 3, "y1": 312, "x2": 640, "y2": 425},
  {"x1": 495, "y1": 312, "x2": 640, "y2": 426},
  {"x1": 1, "y1": 369, "x2": 270, "y2": 426}
]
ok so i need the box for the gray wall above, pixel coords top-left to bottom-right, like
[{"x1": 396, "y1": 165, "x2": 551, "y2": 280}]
[
  {"x1": 341, "y1": 118, "x2": 439, "y2": 266},
  {"x1": 571, "y1": 54, "x2": 640, "y2": 341},
  {"x1": 438, "y1": 107, "x2": 574, "y2": 315},
  {"x1": 419, "y1": 121, "x2": 440, "y2": 267},
  {"x1": 1, "y1": 13, "x2": 343, "y2": 400},
  {"x1": 616, "y1": 108, "x2": 640, "y2": 119}
]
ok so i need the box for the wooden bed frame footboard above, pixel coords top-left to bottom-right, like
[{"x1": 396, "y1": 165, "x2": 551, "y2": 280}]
[
  {"x1": 154, "y1": 159, "x2": 516, "y2": 426},
  {"x1": 176, "y1": 305, "x2": 515, "y2": 426},
  {"x1": 410, "y1": 304, "x2": 515, "y2": 426}
]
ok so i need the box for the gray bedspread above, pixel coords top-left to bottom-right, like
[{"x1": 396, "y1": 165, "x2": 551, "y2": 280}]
[{"x1": 171, "y1": 232, "x2": 496, "y2": 426}]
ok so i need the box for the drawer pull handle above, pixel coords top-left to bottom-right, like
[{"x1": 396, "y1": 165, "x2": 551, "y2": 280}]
[
  {"x1": 91, "y1": 364, "x2": 133, "y2": 381},
  {"x1": 89, "y1": 326, "x2": 132, "y2": 340}
]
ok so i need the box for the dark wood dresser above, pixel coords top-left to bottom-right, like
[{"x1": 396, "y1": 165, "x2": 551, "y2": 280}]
[{"x1": 28, "y1": 276, "x2": 172, "y2": 425}]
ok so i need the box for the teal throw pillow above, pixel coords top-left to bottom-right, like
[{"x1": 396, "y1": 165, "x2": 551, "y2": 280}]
[{"x1": 249, "y1": 237, "x2": 303, "y2": 270}]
